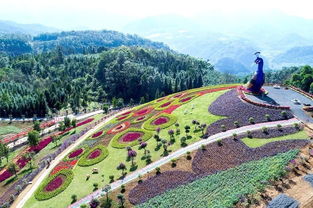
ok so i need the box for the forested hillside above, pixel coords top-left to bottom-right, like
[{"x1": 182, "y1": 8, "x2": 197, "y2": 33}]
[
  {"x1": 0, "y1": 46, "x2": 237, "y2": 118},
  {"x1": 0, "y1": 30, "x2": 169, "y2": 56}
]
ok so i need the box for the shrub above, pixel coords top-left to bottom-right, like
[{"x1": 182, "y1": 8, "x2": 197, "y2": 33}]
[
  {"x1": 234, "y1": 121, "x2": 240, "y2": 128},
  {"x1": 247, "y1": 130, "x2": 252, "y2": 138},
  {"x1": 171, "y1": 159, "x2": 177, "y2": 167},
  {"x1": 111, "y1": 128, "x2": 152, "y2": 149},
  {"x1": 262, "y1": 127, "x2": 268, "y2": 134},
  {"x1": 249, "y1": 117, "x2": 255, "y2": 124},
  {"x1": 156, "y1": 167, "x2": 161, "y2": 175},
  {"x1": 281, "y1": 111, "x2": 288, "y2": 119},
  {"x1": 265, "y1": 114, "x2": 271, "y2": 121},
  {"x1": 143, "y1": 113, "x2": 177, "y2": 131},
  {"x1": 78, "y1": 145, "x2": 109, "y2": 167},
  {"x1": 221, "y1": 125, "x2": 226, "y2": 132},
  {"x1": 35, "y1": 169, "x2": 74, "y2": 200},
  {"x1": 217, "y1": 139, "x2": 222, "y2": 146}
]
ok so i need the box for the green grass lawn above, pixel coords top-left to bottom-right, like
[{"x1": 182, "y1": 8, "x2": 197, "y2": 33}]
[
  {"x1": 241, "y1": 130, "x2": 308, "y2": 148},
  {"x1": 24, "y1": 90, "x2": 228, "y2": 208},
  {"x1": 0, "y1": 125, "x2": 21, "y2": 137}
]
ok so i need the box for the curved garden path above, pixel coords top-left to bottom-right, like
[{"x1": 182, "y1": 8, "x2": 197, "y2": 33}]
[
  {"x1": 13, "y1": 109, "x2": 129, "y2": 208},
  {"x1": 69, "y1": 117, "x2": 301, "y2": 208}
]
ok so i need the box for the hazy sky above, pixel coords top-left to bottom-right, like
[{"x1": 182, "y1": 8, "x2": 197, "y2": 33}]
[{"x1": 1, "y1": 0, "x2": 313, "y2": 29}]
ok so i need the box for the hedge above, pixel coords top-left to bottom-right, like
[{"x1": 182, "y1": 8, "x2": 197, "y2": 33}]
[
  {"x1": 78, "y1": 144, "x2": 109, "y2": 167},
  {"x1": 143, "y1": 113, "x2": 177, "y2": 131},
  {"x1": 111, "y1": 128, "x2": 153, "y2": 149},
  {"x1": 35, "y1": 169, "x2": 74, "y2": 201}
]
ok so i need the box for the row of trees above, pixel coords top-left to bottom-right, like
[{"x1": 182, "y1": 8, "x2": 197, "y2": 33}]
[{"x1": 0, "y1": 46, "x2": 236, "y2": 117}]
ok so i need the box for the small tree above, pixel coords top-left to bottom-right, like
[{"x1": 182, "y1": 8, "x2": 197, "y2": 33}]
[
  {"x1": 109, "y1": 175, "x2": 114, "y2": 183},
  {"x1": 28, "y1": 130, "x2": 39, "y2": 147},
  {"x1": 58, "y1": 121, "x2": 66, "y2": 131},
  {"x1": 139, "y1": 142, "x2": 148, "y2": 155},
  {"x1": 180, "y1": 136, "x2": 187, "y2": 147},
  {"x1": 117, "y1": 194, "x2": 125, "y2": 207},
  {"x1": 168, "y1": 129, "x2": 175, "y2": 142},
  {"x1": 102, "y1": 185, "x2": 111, "y2": 203},
  {"x1": 64, "y1": 117, "x2": 71, "y2": 128},
  {"x1": 192, "y1": 120, "x2": 198, "y2": 131},
  {"x1": 8, "y1": 163, "x2": 17, "y2": 177},
  {"x1": 102, "y1": 104, "x2": 109, "y2": 114},
  {"x1": 186, "y1": 151, "x2": 192, "y2": 160},
  {"x1": 89, "y1": 198, "x2": 100, "y2": 208},
  {"x1": 249, "y1": 117, "x2": 255, "y2": 124},
  {"x1": 51, "y1": 135, "x2": 61, "y2": 147},
  {"x1": 154, "y1": 134, "x2": 161, "y2": 145},
  {"x1": 71, "y1": 194, "x2": 77, "y2": 203},
  {"x1": 71, "y1": 119, "x2": 77, "y2": 128},
  {"x1": 0, "y1": 143, "x2": 9, "y2": 163},
  {"x1": 139, "y1": 97, "x2": 145, "y2": 104},
  {"x1": 33, "y1": 121, "x2": 41, "y2": 132},
  {"x1": 200, "y1": 123, "x2": 207, "y2": 135},
  {"x1": 117, "y1": 163, "x2": 126, "y2": 175},
  {"x1": 220, "y1": 124, "x2": 226, "y2": 132},
  {"x1": 171, "y1": 159, "x2": 177, "y2": 167},
  {"x1": 117, "y1": 98, "x2": 124, "y2": 108},
  {"x1": 156, "y1": 167, "x2": 161, "y2": 175},
  {"x1": 184, "y1": 125, "x2": 190, "y2": 136},
  {"x1": 128, "y1": 150, "x2": 137, "y2": 166},
  {"x1": 120, "y1": 185, "x2": 126, "y2": 193},
  {"x1": 93, "y1": 183, "x2": 99, "y2": 190}
]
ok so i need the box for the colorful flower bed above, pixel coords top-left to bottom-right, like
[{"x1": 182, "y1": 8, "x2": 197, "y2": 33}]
[
  {"x1": 91, "y1": 131, "x2": 103, "y2": 138},
  {"x1": 154, "y1": 97, "x2": 167, "y2": 103},
  {"x1": 133, "y1": 150, "x2": 298, "y2": 207},
  {"x1": 68, "y1": 148, "x2": 84, "y2": 159},
  {"x1": 155, "y1": 100, "x2": 176, "y2": 111},
  {"x1": 133, "y1": 107, "x2": 154, "y2": 117},
  {"x1": 111, "y1": 128, "x2": 152, "y2": 149},
  {"x1": 0, "y1": 170, "x2": 12, "y2": 182},
  {"x1": 174, "y1": 93, "x2": 200, "y2": 104},
  {"x1": 78, "y1": 144, "x2": 109, "y2": 167},
  {"x1": 206, "y1": 89, "x2": 294, "y2": 137},
  {"x1": 143, "y1": 113, "x2": 177, "y2": 131},
  {"x1": 59, "y1": 118, "x2": 95, "y2": 135},
  {"x1": 16, "y1": 156, "x2": 30, "y2": 169},
  {"x1": 131, "y1": 115, "x2": 151, "y2": 124},
  {"x1": 161, "y1": 105, "x2": 181, "y2": 114},
  {"x1": 129, "y1": 171, "x2": 197, "y2": 205},
  {"x1": 192, "y1": 128, "x2": 308, "y2": 175},
  {"x1": 35, "y1": 169, "x2": 74, "y2": 201},
  {"x1": 107, "y1": 121, "x2": 130, "y2": 134},
  {"x1": 50, "y1": 160, "x2": 77, "y2": 175},
  {"x1": 115, "y1": 113, "x2": 133, "y2": 122},
  {"x1": 29, "y1": 136, "x2": 53, "y2": 153}
]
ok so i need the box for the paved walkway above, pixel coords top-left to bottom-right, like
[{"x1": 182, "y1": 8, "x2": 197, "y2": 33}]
[
  {"x1": 7, "y1": 110, "x2": 103, "y2": 148},
  {"x1": 246, "y1": 86, "x2": 313, "y2": 123},
  {"x1": 69, "y1": 118, "x2": 301, "y2": 208},
  {"x1": 13, "y1": 109, "x2": 126, "y2": 208}
]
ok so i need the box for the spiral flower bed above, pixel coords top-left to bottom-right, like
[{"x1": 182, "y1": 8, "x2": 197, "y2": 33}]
[
  {"x1": 107, "y1": 121, "x2": 131, "y2": 134},
  {"x1": 143, "y1": 113, "x2": 177, "y2": 131},
  {"x1": 78, "y1": 144, "x2": 109, "y2": 167},
  {"x1": 35, "y1": 169, "x2": 74, "y2": 201},
  {"x1": 111, "y1": 128, "x2": 152, "y2": 149},
  {"x1": 133, "y1": 106, "x2": 154, "y2": 117}
]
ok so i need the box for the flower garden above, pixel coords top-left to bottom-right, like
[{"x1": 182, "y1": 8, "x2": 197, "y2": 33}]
[{"x1": 24, "y1": 84, "x2": 312, "y2": 208}]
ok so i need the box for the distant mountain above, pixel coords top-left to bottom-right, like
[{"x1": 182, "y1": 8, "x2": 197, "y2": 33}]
[
  {"x1": 215, "y1": 58, "x2": 249, "y2": 75},
  {"x1": 0, "y1": 30, "x2": 169, "y2": 55},
  {"x1": 0, "y1": 20, "x2": 59, "y2": 35},
  {"x1": 273, "y1": 46, "x2": 313, "y2": 67},
  {"x1": 122, "y1": 12, "x2": 313, "y2": 74}
]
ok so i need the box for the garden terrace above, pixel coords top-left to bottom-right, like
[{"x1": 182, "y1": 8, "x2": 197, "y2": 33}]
[{"x1": 207, "y1": 89, "x2": 294, "y2": 137}]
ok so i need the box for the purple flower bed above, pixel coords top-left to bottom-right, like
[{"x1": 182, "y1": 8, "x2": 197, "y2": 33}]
[
  {"x1": 206, "y1": 90, "x2": 294, "y2": 137},
  {"x1": 44, "y1": 175, "x2": 65, "y2": 192},
  {"x1": 88, "y1": 149, "x2": 102, "y2": 159},
  {"x1": 192, "y1": 129, "x2": 308, "y2": 175},
  {"x1": 267, "y1": 194, "x2": 299, "y2": 208},
  {"x1": 68, "y1": 148, "x2": 84, "y2": 159},
  {"x1": 129, "y1": 171, "x2": 197, "y2": 205}
]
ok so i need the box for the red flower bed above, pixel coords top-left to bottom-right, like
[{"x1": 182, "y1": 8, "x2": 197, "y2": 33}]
[
  {"x1": 16, "y1": 156, "x2": 30, "y2": 169},
  {"x1": 92, "y1": 131, "x2": 103, "y2": 138},
  {"x1": 29, "y1": 137, "x2": 52, "y2": 153},
  {"x1": 172, "y1": 93, "x2": 184, "y2": 98},
  {"x1": 51, "y1": 160, "x2": 77, "y2": 175},
  {"x1": 45, "y1": 175, "x2": 65, "y2": 192},
  {"x1": 137, "y1": 116, "x2": 146, "y2": 121},
  {"x1": 198, "y1": 85, "x2": 238, "y2": 96},
  {"x1": 88, "y1": 149, "x2": 102, "y2": 159},
  {"x1": 0, "y1": 169, "x2": 13, "y2": 182},
  {"x1": 121, "y1": 132, "x2": 143, "y2": 142},
  {"x1": 160, "y1": 101, "x2": 172, "y2": 108},
  {"x1": 133, "y1": 107, "x2": 153, "y2": 117},
  {"x1": 156, "y1": 97, "x2": 166, "y2": 102},
  {"x1": 121, "y1": 111, "x2": 132, "y2": 116},
  {"x1": 68, "y1": 148, "x2": 84, "y2": 158},
  {"x1": 117, "y1": 116, "x2": 128, "y2": 121},
  {"x1": 153, "y1": 117, "x2": 169, "y2": 125},
  {"x1": 179, "y1": 96, "x2": 193, "y2": 103},
  {"x1": 107, "y1": 122, "x2": 130, "y2": 134},
  {"x1": 162, "y1": 105, "x2": 181, "y2": 114}
]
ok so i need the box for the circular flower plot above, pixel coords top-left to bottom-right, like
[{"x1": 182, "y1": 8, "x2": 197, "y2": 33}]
[
  {"x1": 155, "y1": 100, "x2": 176, "y2": 111},
  {"x1": 175, "y1": 93, "x2": 200, "y2": 104},
  {"x1": 133, "y1": 106, "x2": 154, "y2": 117},
  {"x1": 91, "y1": 130, "x2": 104, "y2": 138},
  {"x1": 115, "y1": 113, "x2": 133, "y2": 122},
  {"x1": 143, "y1": 113, "x2": 177, "y2": 131},
  {"x1": 131, "y1": 115, "x2": 151, "y2": 124},
  {"x1": 78, "y1": 144, "x2": 109, "y2": 167},
  {"x1": 154, "y1": 97, "x2": 167, "y2": 104},
  {"x1": 67, "y1": 148, "x2": 84, "y2": 160},
  {"x1": 35, "y1": 169, "x2": 74, "y2": 201},
  {"x1": 107, "y1": 121, "x2": 131, "y2": 134},
  {"x1": 111, "y1": 128, "x2": 153, "y2": 149}
]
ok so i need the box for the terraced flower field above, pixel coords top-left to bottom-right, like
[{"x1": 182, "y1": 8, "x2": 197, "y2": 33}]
[{"x1": 23, "y1": 84, "x2": 311, "y2": 208}]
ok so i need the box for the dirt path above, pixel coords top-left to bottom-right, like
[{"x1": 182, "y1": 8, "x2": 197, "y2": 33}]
[{"x1": 12, "y1": 109, "x2": 127, "y2": 208}]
